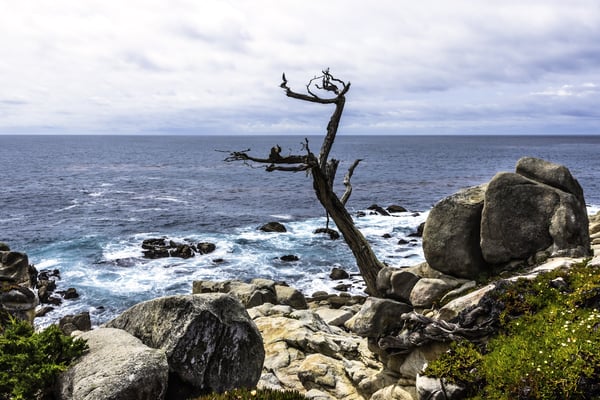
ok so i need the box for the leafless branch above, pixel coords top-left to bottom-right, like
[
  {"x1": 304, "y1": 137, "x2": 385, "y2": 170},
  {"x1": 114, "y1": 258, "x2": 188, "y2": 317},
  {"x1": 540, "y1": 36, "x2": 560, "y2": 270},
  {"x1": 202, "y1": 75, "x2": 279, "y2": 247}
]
[
  {"x1": 224, "y1": 139, "x2": 318, "y2": 173},
  {"x1": 280, "y1": 68, "x2": 351, "y2": 105},
  {"x1": 340, "y1": 159, "x2": 362, "y2": 205}
]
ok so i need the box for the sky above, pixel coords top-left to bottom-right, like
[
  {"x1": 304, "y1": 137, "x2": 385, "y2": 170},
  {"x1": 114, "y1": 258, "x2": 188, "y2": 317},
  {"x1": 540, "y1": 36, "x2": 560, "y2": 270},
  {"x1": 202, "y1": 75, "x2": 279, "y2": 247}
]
[{"x1": 1, "y1": 1, "x2": 599, "y2": 135}]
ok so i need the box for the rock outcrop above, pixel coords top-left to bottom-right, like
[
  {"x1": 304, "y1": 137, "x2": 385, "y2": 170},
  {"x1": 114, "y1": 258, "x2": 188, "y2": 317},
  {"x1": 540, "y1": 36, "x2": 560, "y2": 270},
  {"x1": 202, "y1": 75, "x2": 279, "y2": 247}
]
[
  {"x1": 141, "y1": 238, "x2": 216, "y2": 259},
  {"x1": 250, "y1": 303, "x2": 394, "y2": 400},
  {"x1": 423, "y1": 157, "x2": 590, "y2": 280},
  {"x1": 422, "y1": 184, "x2": 487, "y2": 279},
  {"x1": 193, "y1": 278, "x2": 308, "y2": 310},
  {"x1": 106, "y1": 293, "x2": 264, "y2": 398},
  {"x1": 56, "y1": 328, "x2": 169, "y2": 400},
  {"x1": 1, "y1": 250, "x2": 38, "y2": 323},
  {"x1": 481, "y1": 158, "x2": 589, "y2": 265},
  {"x1": 259, "y1": 222, "x2": 287, "y2": 233}
]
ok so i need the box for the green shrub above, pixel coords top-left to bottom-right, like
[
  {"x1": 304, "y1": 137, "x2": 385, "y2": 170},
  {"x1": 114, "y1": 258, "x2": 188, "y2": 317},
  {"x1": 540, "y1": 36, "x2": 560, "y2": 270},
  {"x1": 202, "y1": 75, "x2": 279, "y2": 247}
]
[
  {"x1": 423, "y1": 340, "x2": 484, "y2": 396},
  {"x1": 425, "y1": 261, "x2": 600, "y2": 399},
  {"x1": 0, "y1": 318, "x2": 88, "y2": 400},
  {"x1": 194, "y1": 387, "x2": 308, "y2": 400}
]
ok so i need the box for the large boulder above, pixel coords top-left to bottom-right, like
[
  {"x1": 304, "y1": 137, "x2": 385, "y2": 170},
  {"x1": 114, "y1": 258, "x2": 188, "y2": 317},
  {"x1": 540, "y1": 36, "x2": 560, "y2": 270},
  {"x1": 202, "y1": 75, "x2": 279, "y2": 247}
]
[
  {"x1": 0, "y1": 251, "x2": 35, "y2": 287},
  {"x1": 422, "y1": 158, "x2": 590, "y2": 279},
  {"x1": 1, "y1": 250, "x2": 37, "y2": 324},
  {"x1": 0, "y1": 285, "x2": 37, "y2": 324},
  {"x1": 376, "y1": 267, "x2": 420, "y2": 303},
  {"x1": 515, "y1": 156, "x2": 585, "y2": 203},
  {"x1": 106, "y1": 294, "x2": 264, "y2": 397},
  {"x1": 344, "y1": 297, "x2": 412, "y2": 338},
  {"x1": 56, "y1": 327, "x2": 169, "y2": 400},
  {"x1": 422, "y1": 184, "x2": 488, "y2": 279},
  {"x1": 481, "y1": 158, "x2": 590, "y2": 265}
]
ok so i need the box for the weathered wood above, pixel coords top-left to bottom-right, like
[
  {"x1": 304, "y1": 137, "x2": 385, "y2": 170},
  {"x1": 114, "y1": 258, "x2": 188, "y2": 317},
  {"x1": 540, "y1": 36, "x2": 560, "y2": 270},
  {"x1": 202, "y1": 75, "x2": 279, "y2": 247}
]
[{"x1": 226, "y1": 70, "x2": 383, "y2": 296}]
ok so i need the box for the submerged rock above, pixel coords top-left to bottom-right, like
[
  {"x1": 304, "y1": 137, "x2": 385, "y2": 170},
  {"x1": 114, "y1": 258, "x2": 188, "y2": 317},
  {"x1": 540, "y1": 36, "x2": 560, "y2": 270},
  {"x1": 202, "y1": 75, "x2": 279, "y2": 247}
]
[
  {"x1": 368, "y1": 204, "x2": 390, "y2": 216},
  {"x1": 330, "y1": 267, "x2": 350, "y2": 280},
  {"x1": 59, "y1": 311, "x2": 92, "y2": 336},
  {"x1": 141, "y1": 238, "x2": 216, "y2": 259},
  {"x1": 260, "y1": 221, "x2": 287, "y2": 233},
  {"x1": 314, "y1": 227, "x2": 341, "y2": 240},
  {"x1": 387, "y1": 205, "x2": 408, "y2": 214}
]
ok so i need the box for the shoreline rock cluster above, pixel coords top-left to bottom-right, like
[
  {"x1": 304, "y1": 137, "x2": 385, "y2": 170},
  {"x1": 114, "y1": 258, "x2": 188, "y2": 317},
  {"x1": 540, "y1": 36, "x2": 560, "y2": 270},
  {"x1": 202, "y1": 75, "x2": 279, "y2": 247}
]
[
  {"x1": 423, "y1": 157, "x2": 590, "y2": 280},
  {"x1": 2, "y1": 157, "x2": 599, "y2": 399}
]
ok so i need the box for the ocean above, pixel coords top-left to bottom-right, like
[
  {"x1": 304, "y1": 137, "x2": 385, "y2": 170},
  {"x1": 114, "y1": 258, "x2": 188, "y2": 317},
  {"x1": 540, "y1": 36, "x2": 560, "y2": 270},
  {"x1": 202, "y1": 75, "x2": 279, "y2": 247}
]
[{"x1": 1, "y1": 135, "x2": 599, "y2": 327}]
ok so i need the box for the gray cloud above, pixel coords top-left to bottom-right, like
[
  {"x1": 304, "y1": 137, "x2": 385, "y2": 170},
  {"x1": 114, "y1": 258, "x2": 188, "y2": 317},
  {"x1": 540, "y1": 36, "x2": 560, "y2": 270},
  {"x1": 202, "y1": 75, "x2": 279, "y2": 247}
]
[{"x1": 0, "y1": 0, "x2": 599, "y2": 135}]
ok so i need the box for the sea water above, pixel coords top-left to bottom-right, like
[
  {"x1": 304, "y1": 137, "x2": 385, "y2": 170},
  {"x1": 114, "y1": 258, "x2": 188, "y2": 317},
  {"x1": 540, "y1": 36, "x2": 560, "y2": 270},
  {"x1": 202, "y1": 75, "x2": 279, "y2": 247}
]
[{"x1": 1, "y1": 135, "x2": 599, "y2": 327}]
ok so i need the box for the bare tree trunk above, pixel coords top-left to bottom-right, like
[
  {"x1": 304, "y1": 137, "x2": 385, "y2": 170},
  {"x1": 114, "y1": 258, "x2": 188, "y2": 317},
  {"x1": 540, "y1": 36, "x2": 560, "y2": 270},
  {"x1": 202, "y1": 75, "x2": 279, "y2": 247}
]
[
  {"x1": 311, "y1": 166, "x2": 384, "y2": 295},
  {"x1": 226, "y1": 69, "x2": 384, "y2": 295}
]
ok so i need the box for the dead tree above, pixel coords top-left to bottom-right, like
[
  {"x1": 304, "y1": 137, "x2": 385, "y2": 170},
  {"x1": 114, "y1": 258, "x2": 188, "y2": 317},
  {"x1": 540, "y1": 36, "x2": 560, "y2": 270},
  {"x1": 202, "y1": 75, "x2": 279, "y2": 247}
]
[{"x1": 226, "y1": 69, "x2": 384, "y2": 295}]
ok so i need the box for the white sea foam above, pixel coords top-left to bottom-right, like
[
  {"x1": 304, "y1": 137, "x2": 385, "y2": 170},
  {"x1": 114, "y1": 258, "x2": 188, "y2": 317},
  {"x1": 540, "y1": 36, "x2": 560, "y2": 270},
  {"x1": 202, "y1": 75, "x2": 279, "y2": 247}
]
[
  {"x1": 55, "y1": 203, "x2": 79, "y2": 212},
  {"x1": 269, "y1": 214, "x2": 294, "y2": 220},
  {"x1": 33, "y1": 211, "x2": 428, "y2": 327},
  {"x1": 36, "y1": 258, "x2": 60, "y2": 270},
  {"x1": 155, "y1": 196, "x2": 187, "y2": 204}
]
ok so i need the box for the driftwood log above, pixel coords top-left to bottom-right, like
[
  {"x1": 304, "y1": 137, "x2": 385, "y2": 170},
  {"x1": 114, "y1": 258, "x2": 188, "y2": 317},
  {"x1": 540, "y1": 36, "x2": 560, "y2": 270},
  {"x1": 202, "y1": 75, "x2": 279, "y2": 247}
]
[{"x1": 378, "y1": 289, "x2": 504, "y2": 354}]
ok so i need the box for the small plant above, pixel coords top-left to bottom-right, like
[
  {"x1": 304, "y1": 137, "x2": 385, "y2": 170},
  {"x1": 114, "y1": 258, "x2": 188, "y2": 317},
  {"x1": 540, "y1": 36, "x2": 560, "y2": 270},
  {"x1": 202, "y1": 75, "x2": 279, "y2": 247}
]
[
  {"x1": 425, "y1": 261, "x2": 600, "y2": 399},
  {"x1": 0, "y1": 317, "x2": 88, "y2": 400},
  {"x1": 423, "y1": 340, "x2": 484, "y2": 395},
  {"x1": 194, "y1": 388, "x2": 308, "y2": 400}
]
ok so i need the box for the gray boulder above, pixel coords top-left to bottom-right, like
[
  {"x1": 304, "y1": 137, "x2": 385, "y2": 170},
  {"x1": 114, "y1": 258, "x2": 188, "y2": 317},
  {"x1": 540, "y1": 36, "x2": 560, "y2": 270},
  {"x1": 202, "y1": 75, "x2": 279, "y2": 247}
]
[
  {"x1": 481, "y1": 160, "x2": 590, "y2": 264},
  {"x1": 0, "y1": 285, "x2": 37, "y2": 324},
  {"x1": 259, "y1": 221, "x2": 287, "y2": 232},
  {"x1": 345, "y1": 297, "x2": 412, "y2": 337},
  {"x1": 0, "y1": 251, "x2": 35, "y2": 287},
  {"x1": 274, "y1": 284, "x2": 308, "y2": 309},
  {"x1": 376, "y1": 267, "x2": 420, "y2": 303},
  {"x1": 56, "y1": 327, "x2": 168, "y2": 400},
  {"x1": 106, "y1": 294, "x2": 264, "y2": 397},
  {"x1": 422, "y1": 157, "x2": 590, "y2": 278},
  {"x1": 415, "y1": 373, "x2": 466, "y2": 400},
  {"x1": 422, "y1": 184, "x2": 487, "y2": 279},
  {"x1": 409, "y1": 278, "x2": 464, "y2": 309},
  {"x1": 516, "y1": 156, "x2": 585, "y2": 202}
]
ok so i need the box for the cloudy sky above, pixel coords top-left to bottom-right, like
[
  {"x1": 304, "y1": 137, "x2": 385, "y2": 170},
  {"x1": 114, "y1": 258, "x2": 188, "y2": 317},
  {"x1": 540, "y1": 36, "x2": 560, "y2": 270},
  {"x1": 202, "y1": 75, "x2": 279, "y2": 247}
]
[{"x1": 1, "y1": 1, "x2": 599, "y2": 135}]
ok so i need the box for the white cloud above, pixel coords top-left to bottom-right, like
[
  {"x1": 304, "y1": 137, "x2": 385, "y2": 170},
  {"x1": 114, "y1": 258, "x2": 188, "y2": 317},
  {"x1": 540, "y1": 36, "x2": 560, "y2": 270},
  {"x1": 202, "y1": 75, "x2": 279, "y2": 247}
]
[
  {"x1": 1, "y1": 0, "x2": 600, "y2": 134},
  {"x1": 532, "y1": 83, "x2": 599, "y2": 97}
]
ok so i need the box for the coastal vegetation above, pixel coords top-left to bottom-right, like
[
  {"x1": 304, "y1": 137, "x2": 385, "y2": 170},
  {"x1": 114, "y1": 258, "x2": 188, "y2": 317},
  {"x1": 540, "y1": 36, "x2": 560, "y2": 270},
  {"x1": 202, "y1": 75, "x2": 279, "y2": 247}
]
[
  {"x1": 0, "y1": 317, "x2": 87, "y2": 400},
  {"x1": 424, "y1": 259, "x2": 600, "y2": 399}
]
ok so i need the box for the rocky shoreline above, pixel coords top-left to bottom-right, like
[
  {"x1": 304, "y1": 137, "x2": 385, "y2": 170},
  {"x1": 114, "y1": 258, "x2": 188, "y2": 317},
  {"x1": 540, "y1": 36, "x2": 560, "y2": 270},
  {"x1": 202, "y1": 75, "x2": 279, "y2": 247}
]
[{"x1": 2, "y1": 157, "x2": 600, "y2": 399}]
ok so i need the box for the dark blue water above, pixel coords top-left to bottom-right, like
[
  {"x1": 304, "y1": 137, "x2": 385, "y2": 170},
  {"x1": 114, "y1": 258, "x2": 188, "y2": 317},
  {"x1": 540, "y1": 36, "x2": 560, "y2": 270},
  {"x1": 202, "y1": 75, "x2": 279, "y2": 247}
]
[{"x1": 1, "y1": 135, "x2": 599, "y2": 326}]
